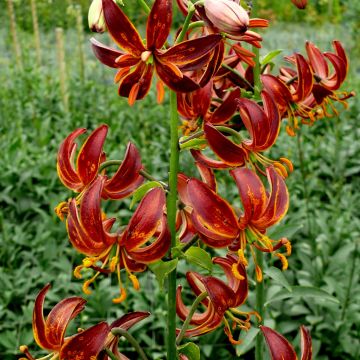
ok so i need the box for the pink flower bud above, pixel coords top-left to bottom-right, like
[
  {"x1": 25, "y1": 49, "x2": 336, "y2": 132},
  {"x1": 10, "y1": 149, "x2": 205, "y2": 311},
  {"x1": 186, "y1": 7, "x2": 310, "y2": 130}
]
[
  {"x1": 291, "y1": 0, "x2": 308, "y2": 9},
  {"x1": 204, "y1": 0, "x2": 249, "y2": 36}
]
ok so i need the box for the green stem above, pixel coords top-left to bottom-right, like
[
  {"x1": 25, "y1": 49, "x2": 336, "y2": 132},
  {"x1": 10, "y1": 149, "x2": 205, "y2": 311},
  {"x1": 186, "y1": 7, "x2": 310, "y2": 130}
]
[
  {"x1": 175, "y1": 3, "x2": 195, "y2": 44},
  {"x1": 187, "y1": 20, "x2": 205, "y2": 31},
  {"x1": 221, "y1": 63, "x2": 254, "y2": 92},
  {"x1": 137, "y1": 0, "x2": 150, "y2": 14},
  {"x1": 98, "y1": 160, "x2": 167, "y2": 187},
  {"x1": 105, "y1": 348, "x2": 119, "y2": 360},
  {"x1": 166, "y1": 90, "x2": 180, "y2": 360},
  {"x1": 176, "y1": 292, "x2": 208, "y2": 345},
  {"x1": 179, "y1": 130, "x2": 204, "y2": 145},
  {"x1": 215, "y1": 125, "x2": 243, "y2": 142},
  {"x1": 252, "y1": 7, "x2": 264, "y2": 357},
  {"x1": 111, "y1": 328, "x2": 148, "y2": 360}
]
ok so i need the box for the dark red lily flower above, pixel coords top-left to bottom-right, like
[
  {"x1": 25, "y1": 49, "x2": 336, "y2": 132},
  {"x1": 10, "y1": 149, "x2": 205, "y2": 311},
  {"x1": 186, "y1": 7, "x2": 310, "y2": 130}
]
[
  {"x1": 19, "y1": 284, "x2": 108, "y2": 360},
  {"x1": 177, "y1": 81, "x2": 241, "y2": 134},
  {"x1": 186, "y1": 167, "x2": 291, "y2": 280},
  {"x1": 91, "y1": 0, "x2": 222, "y2": 105},
  {"x1": 56, "y1": 124, "x2": 143, "y2": 201},
  {"x1": 261, "y1": 325, "x2": 312, "y2": 360},
  {"x1": 191, "y1": 90, "x2": 293, "y2": 177},
  {"x1": 261, "y1": 53, "x2": 314, "y2": 136},
  {"x1": 176, "y1": 255, "x2": 258, "y2": 343},
  {"x1": 66, "y1": 177, "x2": 170, "y2": 303}
]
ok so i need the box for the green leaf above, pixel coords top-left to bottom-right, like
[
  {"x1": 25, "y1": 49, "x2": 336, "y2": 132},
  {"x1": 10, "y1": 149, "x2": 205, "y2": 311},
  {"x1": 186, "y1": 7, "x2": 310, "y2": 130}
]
[
  {"x1": 130, "y1": 181, "x2": 163, "y2": 209},
  {"x1": 185, "y1": 247, "x2": 213, "y2": 272},
  {"x1": 235, "y1": 327, "x2": 260, "y2": 356},
  {"x1": 149, "y1": 259, "x2": 178, "y2": 290},
  {"x1": 178, "y1": 342, "x2": 200, "y2": 360},
  {"x1": 260, "y1": 49, "x2": 283, "y2": 66},
  {"x1": 267, "y1": 223, "x2": 303, "y2": 239},
  {"x1": 264, "y1": 266, "x2": 292, "y2": 292},
  {"x1": 265, "y1": 286, "x2": 339, "y2": 306},
  {"x1": 180, "y1": 138, "x2": 207, "y2": 151}
]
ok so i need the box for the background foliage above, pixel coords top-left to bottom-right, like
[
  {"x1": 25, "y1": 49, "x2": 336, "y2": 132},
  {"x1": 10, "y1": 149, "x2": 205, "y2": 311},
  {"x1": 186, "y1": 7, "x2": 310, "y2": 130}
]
[{"x1": 0, "y1": 0, "x2": 359, "y2": 359}]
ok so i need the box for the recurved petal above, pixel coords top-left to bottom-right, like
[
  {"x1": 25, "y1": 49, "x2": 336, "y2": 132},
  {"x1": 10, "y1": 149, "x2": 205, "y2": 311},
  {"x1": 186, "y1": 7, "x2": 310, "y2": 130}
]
[
  {"x1": 261, "y1": 74, "x2": 292, "y2": 111},
  {"x1": 76, "y1": 125, "x2": 108, "y2": 186},
  {"x1": 80, "y1": 176, "x2": 107, "y2": 242},
  {"x1": 332, "y1": 40, "x2": 348, "y2": 72},
  {"x1": 57, "y1": 128, "x2": 86, "y2": 191},
  {"x1": 300, "y1": 326, "x2": 312, "y2": 360},
  {"x1": 110, "y1": 312, "x2": 150, "y2": 330},
  {"x1": 118, "y1": 63, "x2": 154, "y2": 103},
  {"x1": 60, "y1": 322, "x2": 110, "y2": 360},
  {"x1": 210, "y1": 87, "x2": 240, "y2": 125},
  {"x1": 196, "y1": 161, "x2": 217, "y2": 191},
  {"x1": 230, "y1": 167, "x2": 266, "y2": 224},
  {"x1": 204, "y1": 123, "x2": 246, "y2": 167},
  {"x1": 261, "y1": 326, "x2": 297, "y2": 360},
  {"x1": 158, "y1": 35, "x2": 222, "y2": 65},
  {"x1": 155, "y1": 60, "x2": 199, "y2": 93},
  {"x1": 104, "y1": 142, "x2": 143, "y2": 196},
  {"x1": 254, "y1": 166, "x2": 289, "y2": 229},
  {"x1": 191, "y1": 149, "x2": 231, "y2": 169},
  {"x1": 322, "y1": 52, "x2": 347, "y2": 90},
  {"x1": 187, "y1": 178, "x2": 239, "y2": 244},
  {"x1": 146, "y1": 0, "x2": 172, "y2": 49},
  {"x1": 45, "y1": 297, "x2": 86, "y2": 349},
  {"x1": 122, "y1": 187, "x2": 165, "y2": 251},
  {"x1": 127, "y1": 215, "x2": 170, "y2": 263},
  {"x1": 305, "y1": 41, "x2": 328, "y2": 79},
  {"x1": 33, "y1": 284, "x2": 56, "y2": 350},
  {"x1": 292, "y1": 53, "x2": 313, "y2": 103},
  {"x1": 90, "y1": 38, "x2": 123, "y2": 68},
  {"x1": 102, "y1": 0, "x2": 145, "y2": 56}
]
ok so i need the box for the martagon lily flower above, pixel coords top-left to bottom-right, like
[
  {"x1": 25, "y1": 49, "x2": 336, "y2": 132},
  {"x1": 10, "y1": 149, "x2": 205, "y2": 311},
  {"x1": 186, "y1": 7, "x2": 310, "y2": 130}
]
[
  {"x1": 66, "y1": 176, "x2": 170, "y2": 302},
  {"x1": 91, "y1": 0, "x2": 222, "y2": 105},
  {"x1": 19, "y1": 284, "x2": 150, "y2": 360},
  {"x1": 191, "y1": 90, "x2": 293, "y2": 177},
  {"x1": 56, "y1": 124, "x2": 143, "y2": 199},
  {"x1": 186, "y1": 166, "x2": 291, "y2": 281},
  {"x1": 176, "y1": 255, "x2": 259, "y2": 344},
  {"x1": 19, "y1": 284, "x2": 108, "y2": 360},
  {"x1": 261, "y1": 325, "x2": 312, "y2": 360}
]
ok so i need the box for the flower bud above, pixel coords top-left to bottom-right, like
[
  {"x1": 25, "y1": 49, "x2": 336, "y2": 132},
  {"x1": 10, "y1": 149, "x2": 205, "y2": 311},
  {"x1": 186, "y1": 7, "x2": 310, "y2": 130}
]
[
  {"x1": 204, "y1": 0, "x2": 249, "y2": 36},
  {"x1": 88, "y1": 0, "x2": 106, "y2": 33},
  {"x1": 291, "y1": 0, "x2": 307, "y2": 9}
]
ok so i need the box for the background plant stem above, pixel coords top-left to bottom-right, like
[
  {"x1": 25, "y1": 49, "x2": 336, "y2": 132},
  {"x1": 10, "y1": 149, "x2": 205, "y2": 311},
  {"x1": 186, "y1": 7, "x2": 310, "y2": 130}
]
[{"x1": 166, "y1": 90, "x2": 180, "y2": 360}]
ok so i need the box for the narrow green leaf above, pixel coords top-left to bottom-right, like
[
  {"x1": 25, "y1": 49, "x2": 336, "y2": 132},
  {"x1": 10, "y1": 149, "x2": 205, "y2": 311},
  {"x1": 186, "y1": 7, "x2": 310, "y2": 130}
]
[
  {"x1": 265, "y1": 286, "x2": 339, "y2": 306},
  {"x1": 180, "y1": 138, "x2": 207, "y2": 151},
  {"x1": 148, "y1": 259, "x2": 178, "y2": 290},
  {"x1": 260, "y1": 49, "x2": 283, "y2": 65},
  {"x1": 235, "y1": 327, "x2": 260, "y2": 356},
  {"x1": 264, "y1": 266, "x2": 292, "y2": 292},
  {"x1": 185, "y1": 247, "x2": 213, "y2": 272},
  {"x1": 177, "y1": 342, "x2": 200, "y2": 360},
  {"x1": 130, "y1": 181, "x2": 162, "y2": 209}
]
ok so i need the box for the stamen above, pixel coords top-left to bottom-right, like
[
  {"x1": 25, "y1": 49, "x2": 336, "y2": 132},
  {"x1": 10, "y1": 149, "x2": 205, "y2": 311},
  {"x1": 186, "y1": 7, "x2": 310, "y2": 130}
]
[
  {"x1": 284, "y1": 239, "x2": 292, "y2": 256},
  {"x1": 237, "y1": 249, "x2": 248, "y2": 267},
  {"x1": 255, "y1": 265, "x2": 263, "y2": 282},
  {"x1": 73, "y1": 265, "x2": 84, "y2": 279},
  {"x1": 113, "y1": 263, "x2": 127, "y2": 303},
  {"x1": 54, "y1": 201, "x2": 68, "y2": 221},
  {"x1": 109, "y1": 256, "x2": 118, "y2": 272},
  {"x1": 231, "y1": 263, "x2": 245, "y2": 280},
  {"x1": 82, "y1": 271, "x2": 101, "y2": 295},
  {"x1": 275, "y1": 253, "x2": 289, "y2": 270},
  {"x1": 223, "y1": 317, "x2": 242, "y2": 345},
  {"x1": 19, "y1": 346, "x2": 35, "y2": 360},
  {"x1": 280, "y1": 157, "x2": 294, "y2": 172}
]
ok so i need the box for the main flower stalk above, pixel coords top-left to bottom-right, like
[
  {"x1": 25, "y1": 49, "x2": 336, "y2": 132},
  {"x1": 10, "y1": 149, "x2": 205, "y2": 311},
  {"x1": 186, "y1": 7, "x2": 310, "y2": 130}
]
[{"x1": 166, "y1": 90, "x2": 180, "y2": 360}]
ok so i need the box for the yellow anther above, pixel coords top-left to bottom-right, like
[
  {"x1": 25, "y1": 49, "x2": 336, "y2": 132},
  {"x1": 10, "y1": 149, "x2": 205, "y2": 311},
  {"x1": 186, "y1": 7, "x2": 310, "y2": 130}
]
[
  {"x1": 255, "y1": 265, "x2": 263, "y2": 282},
  {"x1": 231, "y1": 263, "x2": 245, "y2": 280},
  {"x1": 280, "y1": 157, "x2": 294, "y2": 172},
  {"x1": 284, "y1": 240, "x2": 292, "y2": 256},
  {"x1": 54, "y1": 201, "x2": 68, "y2": 221},
  {"x1": 83, "y1": 257, "x2": 96, "y2": 268},
  {"x1": 101, "y1": 211, "x2": 107, "y2": 221},
  {"x1": 73, "y1": 265, "x2": 84, "y2": 279},
  {"x1": 19, "y1": 345, "x2": 28, "y2": 353},
  {"x1": 237, "y1": 249, "x2": 248, "y2": 267},
  {"x1": 112, "y1": 287, "x2": 127, "y2": 303},
  {"x1": 276, "y1": 253, "x2": 289, "y2": 271},
  {"x1": 82, "y1": 280, "x2": 93, "y2": 295},
  {"x1": 259, "y1": 235, "x2": 273, "y2": 252},
  {"x1": 273, "y1": 162, "x2": 288, "y2": 178},
  {"x1": 77, "y1": 327, "x2": 85, "y2": 333},
  {"x1": 129, "y1": 274, "x2": 140, "y2": 290},
  {"x1": 109, "y1": 256, "x2": 118, "y2": 272}
]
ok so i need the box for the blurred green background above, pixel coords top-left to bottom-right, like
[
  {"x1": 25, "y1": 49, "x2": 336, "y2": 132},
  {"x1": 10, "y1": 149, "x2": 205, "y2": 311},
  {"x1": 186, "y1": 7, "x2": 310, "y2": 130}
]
[{"x1": 0, "y1": 0, "x2": 359, "y2": 359}]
